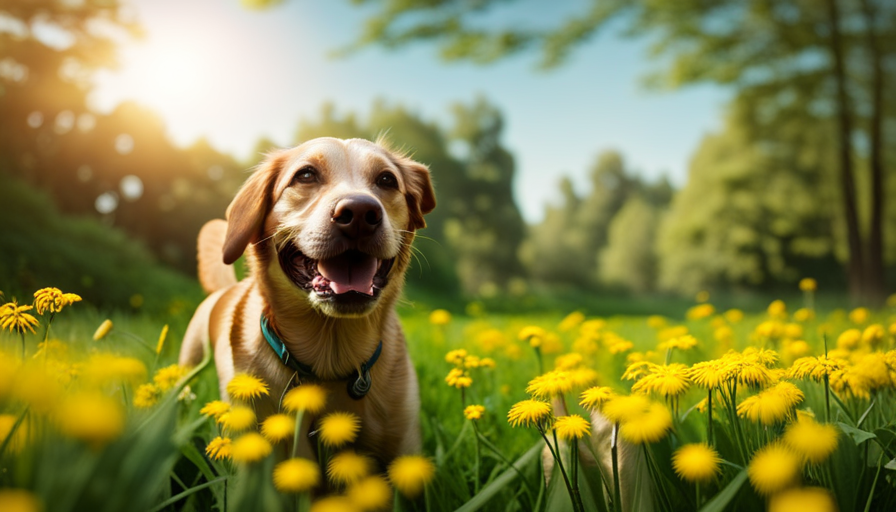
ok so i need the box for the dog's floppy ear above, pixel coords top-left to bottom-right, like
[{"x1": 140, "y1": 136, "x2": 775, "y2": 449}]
[
  {"x1": 397, "y1": 158, "x2": 436, "y2": 230},
  {"x1": 222, "y1": 153, "x2": 284, "y2": 265}
]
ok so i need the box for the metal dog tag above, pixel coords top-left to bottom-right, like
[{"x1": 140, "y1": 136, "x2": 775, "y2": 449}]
[{"x1": 348, "y1": 363, "x2": 372, "y2": 400}]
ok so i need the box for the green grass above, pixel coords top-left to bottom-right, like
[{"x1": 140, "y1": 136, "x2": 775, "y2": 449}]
[{"x1": 2, "y1": 293, "x2": 895, "y2": 511}]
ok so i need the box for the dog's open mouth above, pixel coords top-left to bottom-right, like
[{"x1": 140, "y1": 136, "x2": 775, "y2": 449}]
[{"x1": 278, "y1": 243, "x2": 394, "y2": 299}]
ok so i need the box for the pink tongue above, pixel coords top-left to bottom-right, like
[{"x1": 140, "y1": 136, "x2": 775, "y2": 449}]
[{"x1": 317, "y1": 252, "x2": 378, "y2": 295}]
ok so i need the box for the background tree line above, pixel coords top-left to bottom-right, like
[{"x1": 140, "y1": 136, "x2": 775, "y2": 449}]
[{"x1": 1, "y1": 0, "x2": 894, "y2": 308}]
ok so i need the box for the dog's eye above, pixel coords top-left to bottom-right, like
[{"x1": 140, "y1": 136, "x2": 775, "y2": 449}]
[
  {"x1": 293, "y1": 167, "x2": 317, "y2": 184},
  {"x1": 376, "y1": 172, "x2": 398, "y2": 190}
]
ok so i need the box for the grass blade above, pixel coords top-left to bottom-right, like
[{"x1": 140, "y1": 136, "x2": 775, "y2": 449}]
[
  {"x1": 697, "y1": 470, "x2": 747, "y2": 512},
  {"x1": 453, "y1": 442, "x2": 541, "y2": 512}
]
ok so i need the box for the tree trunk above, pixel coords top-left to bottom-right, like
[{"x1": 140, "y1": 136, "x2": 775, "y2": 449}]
[
  {"x1": 824, "y1": 0, "x2": 865, "y2": 302},
  {"x1": 860, "y1": 0, "x2": 887, "y2": 304}
]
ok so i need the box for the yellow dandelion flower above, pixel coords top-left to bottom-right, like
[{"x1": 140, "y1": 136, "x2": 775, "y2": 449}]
[
  {"x1": 748, "y1": 444, "x2": 801, "y2": 495},
  {"x1": 348, "y1": 475, "x2": 391, "y2": 511},
  {"x1": 0, "y1": 489, "x2": 42, "y2": 512},
  {"x1": 848, "y1": 307, "x2": 869, "y2": 325},
  {"x1": 672, "y1": 443, "x2": 721, "y2": 483},
  {"x1": 134, "y1": 383, "x2": 161, "y2": 409},
  {"x1": 686, "y1": 304, "x2": 715, "y2": 321},
  {"x1": 478, "y1": 357, "x2": 496, "y2": 368},
  {"x1": 767, "y1": 300, "x2": 788, "y2": 320},
  {"x1": 558, "y1": 311, "x2": 585, "y2": 332},
  {"x1": 220, "y1": 405, "x2": 256, "y2": 432},
  {"x1": 226, "y1": 373, "x2": 269, "y2": 401},
  {"x1": 319, "y1": 411, "x2": 361, "y2": 448},
  {"x1": 507, "y1": 399, "x2": 552, "y2": 428},
  {"x1": 799, "y1": 278, "x2": 817, "y2": 292},
  {"x1": 789, "y1": 354, "x2": 845, "y2": 382},
  {"x1": 199, "y1": 400, "x2": 231, "y2": 420},
  {"x1": 566, "y1": 368, "x2": 599, "y2": 389},
  {"x1": 579, "y1": 319, "x2": 606, "y2": 336},
  {"x1": 769, "y1": 487, "x2": 836, "y2": 512},
  {"x1": 93, "y1": 319, "x2": 113, "y2": 340},
  {"x1": 554, "y1": 353, "x2": 584, "y2": 370},
  {"x1": 601, "y1": 394, "x2": 652, "y2": 424},
  {"x1": 724, "y1": 309, "x2": 744, "y2": 323},
  {"x1": 475, "y1": 329, "x2": 506, "y2": 352},
  {"x1": 464, "y1": 404, "x2": 485, "y2": 421},
  {"x1": 631, "y1": 364, "x2": 690, "y2": 399},
  {"x1": 772, "y1": 381, "x2": 804, "y2": 408},
  {"x1": 33, "y1": 287, "x2": 63, "y2": 315},
  {"x1": 518, "y1": 325, "x2": 546, "y2": 347},
  {"x1": 782, "y1": 340, "x2": 810, "y2": 360},
  {"x1": 837, "y1": 329, "x2": 862, "y2": 350},
  {"x1": 659, "y1": 334, "x2": 698, "y2": 351},
  {"x1": 647, "y1": 315, "x2": 667, "y2": 329},
  {"x1": 622, "y1": 361, "x2": 656, "y2": 381},
  {"x1": 736, "y1": 363, "x2": 773, "y2": 389},
  {"x1": 463, "y1": 355, "x2": 480, "y2": 369},
  {"x1": 388, "y1": 455, "x2": 435, "y2": 498},
  {"x1": 580, "y1": 386, "x2": 615, "y2": 411},
  {"x1": 444, "y1": 349, "x2": 467, "y2": 366},
  {"x1": 793, "y1": 308, "x2": 815, "y2": 323},
  {"x1": 327, "y1": 450, "x2": 373, "y2": 485},
  {"x1": 608, "y1": 340, "x2": 634, "y2": 354},
  {"x1": 310, "y1": 496, "x2": 356, "y2": 512},
  {"x1": 231, "y1": 432, "x2": 272, "y2": 463},
  {"x1": 783, "y1": 323, "x2": 803, "y2": 340},
  {"x1": 526, "y1": 370, "x2": 573, "y2": 398},
  {"x1": 783, "y1": 418, "x2": 838, "y2": 464},
  {"x1": 444, "y1": 367, "x2": 468, "y2": 388},
  {"x1": 618, "y1": 401, "x2": 672, "y2": 444},
  {"x1": 54, "y1": 392, "x2": 125, "y2": 446},
  {"x1": 156, "y1": 324, "x2": 169, "y2": 354},
  {"x1": 688, "y1": 360, "x2": 730, "y2": 390},
  {"x1": 737, "y1": 389, "x2": 791, "y2": 426},
  {"x1": 0, "y1": 301, "x2": 39, "y2": 334},
  {"x1": 429, "y1": 309, "x2": 451, "y2": 325},
  {"x1": 153, "y1": 364, "x2": 187, "y2": 392},
  {"x1": 862, "y1": 324, "x2": 885, "y2": 348},
  {"x1": 273, "y1": 457, "x2": 320, "y2": 493},
  {"x1": 261, "y1": 413, "x2": 296, "y2": 443},
  {"x1": 553, "y1": 415, "x2": 591, "y2": 441},
  {"x1": 206, "y1": 436, "x2": 232, "y2": 460},
  {"x1": 283, "y1": 384, "x2": 327, "y2": 414}
]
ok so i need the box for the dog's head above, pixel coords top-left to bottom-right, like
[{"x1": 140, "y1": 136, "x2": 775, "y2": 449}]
[{"x1": 221, "y1": 137, "x2": 435, "y2": 317}]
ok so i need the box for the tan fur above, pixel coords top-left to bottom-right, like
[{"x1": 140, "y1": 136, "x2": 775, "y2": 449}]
[
  {"x1": 179, "y1": 137, "x2": 435, "y2": 465},
  {"x1": 197, "y1": 219, "x2": 237, "y2": 294},
  {"x1": 542, "y1": 400, "x2": 654, "y2": 512}
]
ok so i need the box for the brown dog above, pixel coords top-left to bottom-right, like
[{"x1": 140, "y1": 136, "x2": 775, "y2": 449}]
[{"x1": 178, "y1": 137, "x2": 435, "y2": 465}]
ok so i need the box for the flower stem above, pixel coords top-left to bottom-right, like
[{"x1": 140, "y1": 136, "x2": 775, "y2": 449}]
[
  {"x1": 292, "y1": 410, "x2": 305, "y2": 458},
  {"x1": 539, "y1": 428, "x2": 582, "y2": 512},
  {"x1": 611, "y1": 423, "x2": 622, "y2": 512},
  {"x1": 19, "y1": 331, "x2": 25, "y2": 360},
  {"x1": 472, "y1": 421, "x2": 481, "y2": 494},
  {"x1": 707, "y1": 388, "x2": 714, "y2": 447}
]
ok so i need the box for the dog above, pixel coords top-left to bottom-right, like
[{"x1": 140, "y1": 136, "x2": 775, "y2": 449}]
[{"x1": 178, "y1": 137, "x2": 435, "y2": 466}]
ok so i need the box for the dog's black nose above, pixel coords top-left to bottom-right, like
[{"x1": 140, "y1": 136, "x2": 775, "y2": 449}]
[{"x1": 332, "y1": 195, "x2": 383, "y2": 239}]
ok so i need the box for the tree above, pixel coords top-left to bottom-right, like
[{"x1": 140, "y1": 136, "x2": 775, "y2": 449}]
[
  {"x1": 343, "y1": 0, "x2": 895, "y2": 302},
  {"x1": 657, "y1": 109, "x2": 844, "y2": 294},
  {"x1": 599, "y1": 196, "x2": 659, "y2": 293}
]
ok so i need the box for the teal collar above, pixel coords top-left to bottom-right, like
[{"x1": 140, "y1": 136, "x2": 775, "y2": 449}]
[{"x1": 260, "y1": 315, "x2": 383, "y2": 400}]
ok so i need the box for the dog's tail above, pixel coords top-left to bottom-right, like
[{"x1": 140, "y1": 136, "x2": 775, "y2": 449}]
[{"x1": 197, "y1": 219, "x2": 237, "y2": 294}]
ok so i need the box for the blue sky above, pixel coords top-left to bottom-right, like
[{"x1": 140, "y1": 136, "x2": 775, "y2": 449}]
[{"x1": 91, "y1": 0, "x2": 730, "y2": 222}]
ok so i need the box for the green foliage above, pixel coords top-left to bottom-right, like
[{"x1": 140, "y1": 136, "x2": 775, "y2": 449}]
[
  {"x1": 522, "y1": 151, "x2": 671, "y2": 292},
  {"x1": 600, "y1": 196, "x2": 660, "y2": 293},
  {"x1": 0, "y1": 173, "x2": 202, "y2": 313},
  {"x1": 656, "y1": 111, "x2": 844, "y2": 295}
]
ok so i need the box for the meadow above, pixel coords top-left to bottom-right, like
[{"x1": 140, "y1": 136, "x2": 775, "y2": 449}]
[{"x1": 1, "y1": 285, "x2": 895, "y2": 512}]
